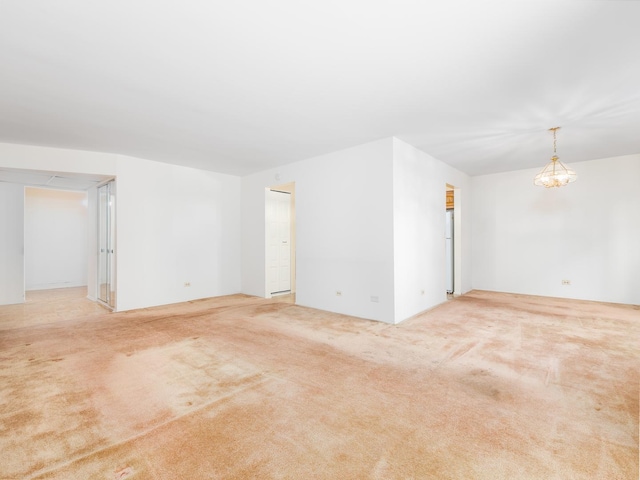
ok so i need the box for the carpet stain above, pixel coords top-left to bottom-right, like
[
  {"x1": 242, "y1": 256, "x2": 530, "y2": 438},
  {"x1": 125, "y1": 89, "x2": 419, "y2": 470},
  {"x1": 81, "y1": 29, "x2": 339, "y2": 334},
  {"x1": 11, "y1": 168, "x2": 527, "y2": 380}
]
[{"x1": 113, "y1": 466, "x2": 133, "y2": 479}]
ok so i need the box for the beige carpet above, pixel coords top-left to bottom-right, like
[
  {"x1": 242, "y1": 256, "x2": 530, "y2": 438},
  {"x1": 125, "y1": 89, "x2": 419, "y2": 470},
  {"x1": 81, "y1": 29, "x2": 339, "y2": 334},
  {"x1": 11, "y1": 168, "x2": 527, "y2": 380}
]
[{"x1": 0, "y1": 288, "x2": 638, "y2": 479}]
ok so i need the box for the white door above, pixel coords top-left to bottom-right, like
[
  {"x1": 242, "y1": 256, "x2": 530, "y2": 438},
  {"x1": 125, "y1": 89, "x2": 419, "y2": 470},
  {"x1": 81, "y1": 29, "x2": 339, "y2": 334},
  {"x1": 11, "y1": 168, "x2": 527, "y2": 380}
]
[{"x1": 266, "y1": 190, "x2": 291, "y2": 295}]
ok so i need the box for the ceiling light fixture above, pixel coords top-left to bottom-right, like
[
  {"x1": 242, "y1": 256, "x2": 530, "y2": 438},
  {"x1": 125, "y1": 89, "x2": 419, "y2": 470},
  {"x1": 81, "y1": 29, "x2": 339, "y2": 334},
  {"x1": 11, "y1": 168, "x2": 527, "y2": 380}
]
[{"x1": 533, "y1": 127, "x2": 577, "y2": 188}]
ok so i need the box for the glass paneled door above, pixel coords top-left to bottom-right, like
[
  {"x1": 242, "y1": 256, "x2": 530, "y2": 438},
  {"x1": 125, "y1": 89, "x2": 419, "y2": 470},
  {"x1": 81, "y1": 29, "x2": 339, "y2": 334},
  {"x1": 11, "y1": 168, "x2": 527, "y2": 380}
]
[{"x1": 97, "y1": 181, "x2": 116, "y2": 308}]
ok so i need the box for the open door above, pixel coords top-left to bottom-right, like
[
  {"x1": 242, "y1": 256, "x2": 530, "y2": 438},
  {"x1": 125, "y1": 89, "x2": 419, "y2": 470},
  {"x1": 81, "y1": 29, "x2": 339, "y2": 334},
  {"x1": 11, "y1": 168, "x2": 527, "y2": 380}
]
[{"x1": 266, "y1": 189, "x2": 291, "y2": 296}]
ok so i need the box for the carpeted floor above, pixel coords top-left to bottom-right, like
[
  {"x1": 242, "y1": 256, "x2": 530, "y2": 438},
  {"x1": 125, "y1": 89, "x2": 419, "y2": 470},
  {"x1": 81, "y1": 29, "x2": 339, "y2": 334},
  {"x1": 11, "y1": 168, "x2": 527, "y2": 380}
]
[{"x1": 0, "y1": 288, "x2": 638, "y2": 479}]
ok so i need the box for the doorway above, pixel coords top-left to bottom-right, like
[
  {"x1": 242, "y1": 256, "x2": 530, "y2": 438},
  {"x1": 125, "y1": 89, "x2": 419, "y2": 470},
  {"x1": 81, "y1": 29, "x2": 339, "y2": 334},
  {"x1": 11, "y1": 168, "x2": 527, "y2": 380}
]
[
  {"x1": 0, "y1": 167, "x2": 113, "y2": 308},
  {"x1": 265, "y1": 183, "x2": 296, "y2": 297},
  {"x1": 445, "y1": 186, "x2": 455, "y2": 295},
  {"x1": 97, "y1": 180, "x2": 116, "y2": 309}
]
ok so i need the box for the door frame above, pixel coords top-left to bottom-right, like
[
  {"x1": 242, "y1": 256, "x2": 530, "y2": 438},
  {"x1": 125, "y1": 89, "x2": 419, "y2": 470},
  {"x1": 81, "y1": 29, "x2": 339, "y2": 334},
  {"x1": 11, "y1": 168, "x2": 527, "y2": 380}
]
[
  {"x1": 96, "y1": 179, "x2": 116, "y2": 310},
  {"x1": 264, "y1": 182, "x2": 296, "y2": 298},
  {"x1": 446, "y1": 183, "x2": 463, "y2": 296}
]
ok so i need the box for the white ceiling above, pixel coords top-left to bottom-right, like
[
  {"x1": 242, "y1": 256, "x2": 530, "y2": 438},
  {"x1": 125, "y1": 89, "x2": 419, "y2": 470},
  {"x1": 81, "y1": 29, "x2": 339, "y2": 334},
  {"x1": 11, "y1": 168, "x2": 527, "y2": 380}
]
[{"x1": 1, "y1": 1, "x2": 639, "y2": 177}]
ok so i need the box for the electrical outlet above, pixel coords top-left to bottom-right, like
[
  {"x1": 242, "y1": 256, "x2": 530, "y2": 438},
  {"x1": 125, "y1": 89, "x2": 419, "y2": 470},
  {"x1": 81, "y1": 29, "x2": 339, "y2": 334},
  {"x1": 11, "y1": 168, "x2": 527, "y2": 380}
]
[
  {"x1": 370, "y1": 296, "x2": 379, "y2": 303},
  {"x1": 184, "y1": 282, "x2": 191, "y2": 287},
  {"x1": 420, "y1": 289, "x2": 425, "y2": 295},
  {"x1": 336, "y1": 291, "x2": 342, "y2": 297},
  {"x1": 561, "y1": 279, "x2": 571, "y2": 286}
]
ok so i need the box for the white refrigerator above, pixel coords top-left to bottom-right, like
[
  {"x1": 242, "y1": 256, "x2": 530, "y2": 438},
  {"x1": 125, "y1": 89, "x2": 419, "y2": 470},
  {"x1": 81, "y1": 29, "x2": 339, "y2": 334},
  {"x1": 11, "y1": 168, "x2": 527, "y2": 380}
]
[{"x1": 445, "y1": 209, "x2": 454, "y2": 294}]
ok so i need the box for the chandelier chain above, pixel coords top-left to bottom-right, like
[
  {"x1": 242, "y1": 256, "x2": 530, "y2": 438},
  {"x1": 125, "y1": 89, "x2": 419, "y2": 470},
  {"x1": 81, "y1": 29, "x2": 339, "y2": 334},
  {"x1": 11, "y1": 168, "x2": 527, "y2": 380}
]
[{"x1": 549, "y1": 126, "x2": 560, "y2": 155}]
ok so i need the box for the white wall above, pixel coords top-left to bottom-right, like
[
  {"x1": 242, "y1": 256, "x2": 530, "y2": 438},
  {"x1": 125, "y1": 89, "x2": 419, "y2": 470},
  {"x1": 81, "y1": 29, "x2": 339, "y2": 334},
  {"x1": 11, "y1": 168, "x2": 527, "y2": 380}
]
[
  {"x1": 471, "y1": 154, "x2": 640, "y2": 305},
  {"x1": 115, "y1": 156, "x2": 241, "y2": 311},
  {"x1": 242, "y1": 138, "x2": 396, "y2": 323},
  {"x1": 392, "y1": 138, "x2": 472, "y2": 323},
  {"x1": 0, "y1": 182, "x2": 25, "y2": 305},
  {"x1": 0, "y1": 142, "x2": 242, "y2": 312},
  {"x1": 24, "y1": 188, "x2": 88, "y2": 290},
  {"x1": 242, "y1": 136, "x2": 474, "y2": 324}
]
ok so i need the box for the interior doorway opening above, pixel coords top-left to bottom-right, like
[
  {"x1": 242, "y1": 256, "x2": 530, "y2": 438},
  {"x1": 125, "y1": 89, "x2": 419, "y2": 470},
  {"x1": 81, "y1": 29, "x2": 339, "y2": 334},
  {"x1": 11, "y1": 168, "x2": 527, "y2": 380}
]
[
  {"x1": 445, "y1": 185, "x2": 455, "y2": 295},
  {"x1": 443, "y1": 183, "x2": 465, "y2": 297},
  {"x1": 0, "y1": 167, "x2": 113, "y2": 308},
  {"x1": 265, "y1": 182, "x2": 296, "y2": 298}
]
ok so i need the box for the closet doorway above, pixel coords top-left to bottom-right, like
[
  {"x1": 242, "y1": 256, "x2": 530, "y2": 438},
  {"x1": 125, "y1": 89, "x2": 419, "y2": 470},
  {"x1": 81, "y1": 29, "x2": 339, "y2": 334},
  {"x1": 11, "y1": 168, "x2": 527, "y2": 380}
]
[
  {"x1": 97, "y1": 180, "x2": 116, "y2": 309},
  {"x1": 265, "y1": 183, "x2": 296, "y2": 297}
]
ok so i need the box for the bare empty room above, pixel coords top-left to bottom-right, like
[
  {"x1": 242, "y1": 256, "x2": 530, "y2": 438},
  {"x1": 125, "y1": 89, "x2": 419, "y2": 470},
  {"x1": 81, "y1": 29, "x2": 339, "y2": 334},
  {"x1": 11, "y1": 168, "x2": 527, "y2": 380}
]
[{"x1": 0, "y1": 1, "x2": 638, "y2": 479}]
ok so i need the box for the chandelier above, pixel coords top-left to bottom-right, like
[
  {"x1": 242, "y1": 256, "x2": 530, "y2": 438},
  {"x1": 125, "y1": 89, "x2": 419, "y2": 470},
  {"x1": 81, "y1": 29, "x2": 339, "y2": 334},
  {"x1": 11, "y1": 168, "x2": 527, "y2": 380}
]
[{"x1": 533, "y1": 127, "x2": 577, "y2": 188}]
